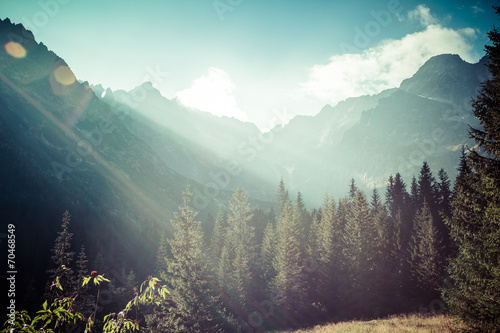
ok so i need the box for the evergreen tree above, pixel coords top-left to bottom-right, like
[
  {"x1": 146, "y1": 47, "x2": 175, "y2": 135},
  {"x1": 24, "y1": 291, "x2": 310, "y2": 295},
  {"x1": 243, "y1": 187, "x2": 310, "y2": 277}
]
[
  {"x1": 210, "y1": 208, "x2": 226, "y2": 262},
  {"x1": 74, "y1": 246, "x2": 94, "y2": 315},
  {"x1": 46, "y1": 210, "x2": 76, "y2": 299},
  {"x1": 314, "y1": 194, "x2": 338, "y2": 315},
  {"x1": 259, "y1": 221, "x2": 276, "y2": 287},
  {"x1": 155, "y1": 232, "x2": 169, "y2": 277},
  {"x1": 276, "y1": 178, "x2": 290, "y2": 214},
  {"x1": 341, "y1": 190, "x2": 374, "y2": 316},
  {"x1": 271, "y1": 198, "x2": 308, "y2": 327},
  {"x1": 164, "y1": 185, "x2": 228, "y2": 332},
  {"x1": 219, "y1": 186, "x2": 255, "y2": 315},
  {"x1": 371, "y1": 199, "x2": 393, "y2": 315},
  {"x1": 436, "y1": 168, "x2": 452, "y2": 217},
  {"x1": 370, "y1": 188, "x2": 382, "y2": 213},
  {"x1": 436, "y1": 168, "x2": 452, "y2": 250},
  {"x1": 409, "y1": 176, "x2": 419, "y2": 216},
  {"x1": 295, "y1": 191, "x2": 311, "y2": 243},
  {"x1": 443, "y1": 9, "x2": 500, "y2": 330},
  {"x1": 408, "y1": 200, "x2": 443, "y2": 303},
  {"x1": 349, "y1": 178, "x2": 357, "y2": 201}
]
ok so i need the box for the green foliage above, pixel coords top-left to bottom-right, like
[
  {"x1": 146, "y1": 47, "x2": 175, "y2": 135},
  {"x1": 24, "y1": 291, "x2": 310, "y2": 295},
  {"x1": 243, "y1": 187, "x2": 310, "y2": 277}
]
[
  {"x1": 103, "y1": 276, "x2": 170, "y2": 333},
  {"x1": 442, "y1": 7, "x2": 500, "y2": 331},
  {"x1": 271, "y1": 197, "x2": 309, "y2": 325},
  {"x1": 46, "y1": 210, "x2": 77, "y2": 301},
  {"x1": 82, "y1": 274, "x2": 111, "y2": 287},
  {"x1": 161, "y1": 185, "x2": 230, "y2": 332},
  {"x1": 408, "y1": 201, "x2": 443, "y2": 302}
]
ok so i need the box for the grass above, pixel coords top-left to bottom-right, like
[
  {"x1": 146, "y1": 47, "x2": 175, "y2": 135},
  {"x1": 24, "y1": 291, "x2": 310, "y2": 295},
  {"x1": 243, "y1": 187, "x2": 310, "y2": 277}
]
[{"x1": 284, "y1": 313, "x2": 468, "y2": 333}]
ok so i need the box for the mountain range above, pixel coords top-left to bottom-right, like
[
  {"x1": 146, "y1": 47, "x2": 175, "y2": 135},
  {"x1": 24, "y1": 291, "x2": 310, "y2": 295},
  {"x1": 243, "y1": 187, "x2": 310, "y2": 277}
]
[{"x1": 0, "y1": 17, "x2": 489, "y2": 301}]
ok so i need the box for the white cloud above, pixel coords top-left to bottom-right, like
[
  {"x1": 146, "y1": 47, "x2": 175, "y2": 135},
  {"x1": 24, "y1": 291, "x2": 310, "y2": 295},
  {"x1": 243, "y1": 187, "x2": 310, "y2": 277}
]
[
  {"x1": 300, "y1": 6, "x2": 478, "y2": 106},
  {"x1": 176, "y1": 67, "x2": 248, "y2": 121},
  {"x1": 471, "y1": 3, "x2": 485, "y2": 15},
  {"x1": 407, "y1": 4, "x2": 438, "y2": 27}
]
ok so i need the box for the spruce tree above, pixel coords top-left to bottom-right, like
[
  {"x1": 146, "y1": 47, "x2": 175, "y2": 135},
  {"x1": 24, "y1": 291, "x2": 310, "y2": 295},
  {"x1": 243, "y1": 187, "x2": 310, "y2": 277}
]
[
  {"x1": 417, "y1": 162, "x2": 436, "y2": 207},
  {"x1": 443, "y1": 9, "x2": 500, "y2": 330},
  {"x1": 155, "y1": 232, "x2": 169, "y2": 277},
  {"x1": 436, "y1": 168, "x2": 452, "y2": 250},
  {"x1": 409, "y1": 176, "x2": 419, "y2": 217},
  {"x1": 371, "y1": 197, "x2": 393, "y2": 315},
  {"x1": 219, "y1": 186, "x2": 255, "y2": 315},
  {"x1": 164, "y1": 185, "x2": 227, "y2": 332},
  {"x1": 408, "y1": 200, "x2": 443, "y2": 302},
  {"x1": 259, "y1": 221, "x2": 276, "y2": 288},
  {"x1": 342, "y1": 190, "x2": 373, "y2": 316},
  {"x1": 46, "y1": 210, "x2": 76, "y2": 299},
  {"x1": 276, "y1": 178, "x2": 289, "y2": 214},
  {"x1": 271, "y1": 198, "x2": 308, "y2": 327},
  {"x1": 209, "y1": 208, "x2": 226, "y2": 263},
  {"x1": 74, "y1": 246, "x2": 94, "y2": 315},
  {"x1": 315, "y1": 194, "x2": 338, "y2": 314}
]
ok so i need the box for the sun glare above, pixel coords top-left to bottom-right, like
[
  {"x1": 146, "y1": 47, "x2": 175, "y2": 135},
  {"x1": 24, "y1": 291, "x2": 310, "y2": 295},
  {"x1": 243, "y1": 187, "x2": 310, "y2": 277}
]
[
  {"x1": 4, "y1": 41, "x2": 26, "y2": 58},
  {"x1": 53, "y1": 65, "x2": 76, "y2": 86}
]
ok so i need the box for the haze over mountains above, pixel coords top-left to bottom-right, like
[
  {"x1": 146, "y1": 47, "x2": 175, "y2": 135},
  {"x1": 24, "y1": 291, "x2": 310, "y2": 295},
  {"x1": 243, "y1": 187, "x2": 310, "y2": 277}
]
[
  {"x1": 93, "y1": 51, "x2": 489, "y2": 205},
  {"x1": 0, "y1": 17, "x2": 489, "y2": 302}
]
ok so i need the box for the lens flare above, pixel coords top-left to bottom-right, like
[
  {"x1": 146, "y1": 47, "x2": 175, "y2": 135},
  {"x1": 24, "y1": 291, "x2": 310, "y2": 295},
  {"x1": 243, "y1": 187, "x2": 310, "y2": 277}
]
[
  {"x1": 54, "y1": 65, "x2": 76, "y2": 86},
  {"x1": 4, "y1": 41, "x2": 26, "y2": 58}
]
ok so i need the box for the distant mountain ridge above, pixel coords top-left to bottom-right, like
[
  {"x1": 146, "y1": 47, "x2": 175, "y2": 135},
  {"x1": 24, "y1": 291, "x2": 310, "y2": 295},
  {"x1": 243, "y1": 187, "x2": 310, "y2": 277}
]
[{"x1": 91, "y1": 52, "x2": 489, "y2": 205}]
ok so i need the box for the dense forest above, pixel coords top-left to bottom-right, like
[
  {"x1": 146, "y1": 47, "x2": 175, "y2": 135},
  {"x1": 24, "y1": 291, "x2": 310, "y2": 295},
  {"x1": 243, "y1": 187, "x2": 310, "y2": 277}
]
[
  {"x1": 4, "y1": 6, "x2": 500, "y2": 333},
  {"x1": 5, "y1": 152, "x2": 500, "y2": 332}
]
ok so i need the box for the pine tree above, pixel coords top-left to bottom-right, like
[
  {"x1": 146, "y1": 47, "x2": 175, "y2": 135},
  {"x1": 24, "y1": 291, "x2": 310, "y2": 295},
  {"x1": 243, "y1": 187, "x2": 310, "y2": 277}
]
[
  {"x1": 210, "y1": 208, "x2": 226, "y2": 262},
  {"x1": 295, "y1": 191, "x2": 311, "y2": 243},
  {"x1": 409, "y1": 176, "x2": 419, "y2": 216},
  {"x1": 75, "y1": 246, "x2": 88, "y2": 293},
  {"x1": 220, "y1": 186, "x2": 255, "y2": 315},
  {"x1": 46, "y1": 210, "x2": 76, "y2": 299},
  {"x1": 341, "y1": 190, "x2": 374, "y2": 316},
  {"x1": 371, "y1": 198, "x2": 393, "y2": 315},
  {"x1": 408, "y1": 200, "x2": 443, "y2": 302},
  {"x1": 370, "y1": 188, "x2": 382, "y2": 213},
  {"x1": 315, "y1": 194, "x2": 338, "y2": 313},
  {"x1": 271, "y1": 199, "x2": 308, "y2": 327},
  {"x1": 74, "y1": 246, "x2": 94, "y2": 315},
  {"x1": 164, "y1": 185, "x2": 227, "y2": 332},
  {"x1": 386, "y1": 173, "x2": 409, "y2": 217},
  {"x1": 259, "y1": 221, "x2": 276, "y2": 287},
  {"x1": 155, "y1": 232, "x2": 169, "y2": 277},
  {"x1": 276, "y1": 178, "x2": 289, "y2": 215},
  {"x1": 436, "y1": 168, "x2": 452, "y2": 251},
  {"x1": 349, "y1": 178, "x2": 357, "y2": 201},
  {"x1": 443, "y1": 9, "x2": 500, "y2": 330}
]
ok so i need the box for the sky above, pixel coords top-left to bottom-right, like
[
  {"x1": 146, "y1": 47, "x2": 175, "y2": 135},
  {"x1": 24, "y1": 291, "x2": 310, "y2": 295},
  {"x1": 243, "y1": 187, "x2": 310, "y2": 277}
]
[{"x1": 1, "y1": 0, "x2": 497, "y2": 129}]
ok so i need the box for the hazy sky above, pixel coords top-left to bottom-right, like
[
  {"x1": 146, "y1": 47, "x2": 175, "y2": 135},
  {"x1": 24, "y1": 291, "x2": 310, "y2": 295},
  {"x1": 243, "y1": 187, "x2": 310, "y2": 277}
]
[{"x1": 1, "y1": 0, "x2": 497, "y2": 129}]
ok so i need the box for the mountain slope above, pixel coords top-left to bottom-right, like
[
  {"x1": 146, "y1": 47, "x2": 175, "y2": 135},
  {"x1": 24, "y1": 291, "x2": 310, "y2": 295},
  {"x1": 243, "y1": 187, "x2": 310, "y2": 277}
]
[
  {"x1": 96, "y1": 82, "x2": 282, "y2": 202},
  {"x1": 0, "y1": 18, "x2": 272, "y2": 305},
  {"x1": 263, "y1": 54, "x2": 489, "y2": 204}
]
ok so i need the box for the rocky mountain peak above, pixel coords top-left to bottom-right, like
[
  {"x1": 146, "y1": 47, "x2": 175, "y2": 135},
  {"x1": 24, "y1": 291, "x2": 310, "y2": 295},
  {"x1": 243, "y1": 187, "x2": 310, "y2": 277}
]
[{"x1": 399, "y1": 53, "x2": 490, "y2": 107}]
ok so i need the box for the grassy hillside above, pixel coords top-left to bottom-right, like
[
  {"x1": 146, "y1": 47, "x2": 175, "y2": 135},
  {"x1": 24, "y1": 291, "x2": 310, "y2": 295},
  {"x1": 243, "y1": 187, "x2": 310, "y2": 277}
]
[{"x1": 284, "y1": 314, "x2": 467, "y2": 333}]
